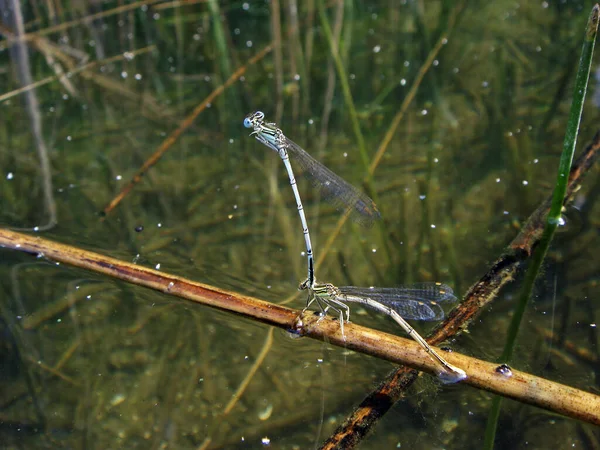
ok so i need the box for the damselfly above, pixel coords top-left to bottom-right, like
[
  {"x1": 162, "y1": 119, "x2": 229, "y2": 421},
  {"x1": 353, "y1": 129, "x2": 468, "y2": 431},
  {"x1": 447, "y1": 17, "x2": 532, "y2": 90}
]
[{"x1": 243, "y1": 111, "x2": 380, "y2": 288}]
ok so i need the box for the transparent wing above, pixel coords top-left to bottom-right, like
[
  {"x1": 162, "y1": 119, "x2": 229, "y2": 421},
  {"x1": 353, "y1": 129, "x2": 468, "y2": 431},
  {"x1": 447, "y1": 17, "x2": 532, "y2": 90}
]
[
  {"x1": 337, "y1": 283, "x2": 457, "y2": 321},
  {"x1": 284, "y1": 137, "x2": 381, "y2": 227}
]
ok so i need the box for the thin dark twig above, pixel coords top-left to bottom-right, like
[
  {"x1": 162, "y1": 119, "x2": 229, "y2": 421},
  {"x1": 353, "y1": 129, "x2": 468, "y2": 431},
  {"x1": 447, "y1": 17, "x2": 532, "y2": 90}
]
[{"x1": 319, "y1": 131, "x2": 600, "y2": 450}]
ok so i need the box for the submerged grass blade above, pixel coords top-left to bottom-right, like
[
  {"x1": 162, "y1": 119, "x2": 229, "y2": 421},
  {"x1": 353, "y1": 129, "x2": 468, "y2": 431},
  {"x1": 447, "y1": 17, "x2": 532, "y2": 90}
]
[{"x1": 484, "y1": 5, "x2": 599, "y2": 448}]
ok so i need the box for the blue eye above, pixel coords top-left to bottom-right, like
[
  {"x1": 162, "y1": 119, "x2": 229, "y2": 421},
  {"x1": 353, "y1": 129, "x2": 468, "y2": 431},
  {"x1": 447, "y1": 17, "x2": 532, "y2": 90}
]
[{"x1": 243, "y1": 117, "x2": 252, "y2": 128}]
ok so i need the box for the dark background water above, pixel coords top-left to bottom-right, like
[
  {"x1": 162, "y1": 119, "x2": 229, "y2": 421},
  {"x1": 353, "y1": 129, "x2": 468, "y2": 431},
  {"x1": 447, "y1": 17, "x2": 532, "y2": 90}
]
[{"x1": 1, "y1": 0, "x2": 599, "y2": 448}]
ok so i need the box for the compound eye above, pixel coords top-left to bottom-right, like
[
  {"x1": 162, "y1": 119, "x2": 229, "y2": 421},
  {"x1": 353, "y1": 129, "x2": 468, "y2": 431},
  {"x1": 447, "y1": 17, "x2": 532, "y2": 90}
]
[{"x1": 243, "y1": 117, "x2": 252, "y2": 128}]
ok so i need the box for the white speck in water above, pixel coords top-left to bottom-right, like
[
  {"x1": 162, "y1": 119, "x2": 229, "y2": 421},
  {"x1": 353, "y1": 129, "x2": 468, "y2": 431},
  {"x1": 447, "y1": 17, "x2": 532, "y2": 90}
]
[
  {"x1": 373, "y1": 45, "x2": 381, "y2": 53},
  {"x1": 233, "y1": 204, "x2": 238, "y2": 209},
  {"x1": 317, "y1": 358, "x2": 323, "y2": 363},
  {"x1": 350, "y1": 73, "x2": 355, "y2": 80},
  {"x1": 557, "y1": 216, "x2": 566, "y2": 226},
  {"x1": 591, "y1": 323, "x2": 597, "y2": 328},
  {"x1": 542, "y1": 1, "x2": 549, "y2": 8},
  {"x1": 86, "y1": 295, "x2": 92, "y2": 300},
  {"x1": 419, "y1": 195, "x2": 426, "y2": 200},
  {"x1": 121, "y1": 71, "x2": 128, "y2": 79},
  {"x1": 157, "y1": 223, "x2": 162, "y2": 228},
  {"x1": 33, "y1": 227, "x2": 40, "y2": 232},
  {"x1": 421, "y1": 109, "x2": 428, "y2": 115},
  {"x1": 135, "y1": 73, "x2": 142, "y2": 80},
  {"x1": 261, "y1": 437, "x2": 271, "y2": 446},
  {"x1": 433, "y1": 59, "x2": 439, "y2": 66},
  {"x1": 246, "y1": 40, "x2": 253, "y2": 48},
  {"x1": 404, "y1": 60, "x2": 410, "y2": 67},
  {"x1": 308, "y1": 118, "x2": 314, "y2": 125},
  {"x1": 88, "y1": 40, "x2": 96, "y2": 47},
  {"x1": 536, "y1": 46, "x2": 542, "y2": 52},
  {"x1": 496, "y1": 178, "x2": 501, "y2": 183},
  {"x1": 503, "y1": 211, "x2": 509, "y2": 215},
  {"x1": 294, "y1": 73, "x2": 300, "y2": 80},
  {"x1": 110, "y1": 394, "x2": 126, "y2": 406},
  {"x1": 6, "y1": 172, "x2": 13, "y2": 180},
  {"x1": 123, "y1": 51, "x2": 134, "y2": 61},
  {"x1": 343, "y1": 152, "x2": 348, "y2": 158},
  {"x1": 229, "y1": 138, "x2": 234, "y2": 144},
  {"x1": 155, "y1": 263, "x2": 161, "y2": 270},
  {"x1": 522, "y1": 180, "x2": 528, "y2": 186},
  {"x1": 242, "y1": 2, "x2": 250, "y2": 10},
  {"x1": 434, "y1": 158, "x2": 439, "y2": 163},
  {"x1": 482, "y1": 81, "x2": 489, "y2": 88},
  {"x1": 234, "y1": 28, "x2": 240, "y2": 35},
  {"x1": 400, "y1": 78, "x2": 406, "y2": 86},
  {"x1": 267, "y1": 285, "x2": 272, "y2": 289},
  {"x1": 57, "y1": 318, "x2": 61, "y2": 323},
  {"x1": 372, "y1": 248, "x2": 377, "y2": 253},
  {"x1": 431, "y1": 224, "x2": 436, "y2": 229},
  {"x1": 116, "y1": 175, "x2": 122, "y2": 180},
  {"x1": 258, "y1": 403, "x2": 273, "y2": 421},
  {"x1": 533, "y1": 158, "x2": 539, "y2": 164},
  {"x1": 442, "y1": 37, "x2": 448, "y2": 45},
  {"x1": 228, "y1": 214, "x2": 233, "y2": 219},
  {"x1": 193, "y1": 33, "x2": 200, "y2": 40},
  {"x1": 453, "y1": 67, "x2": 459, "y2": 74},
  {"x1": 63, "y1": 93, "x2": 69, "y2": 100},
  {"x1": 153, "y1": 13, "x2": 160, "y2": 20}
]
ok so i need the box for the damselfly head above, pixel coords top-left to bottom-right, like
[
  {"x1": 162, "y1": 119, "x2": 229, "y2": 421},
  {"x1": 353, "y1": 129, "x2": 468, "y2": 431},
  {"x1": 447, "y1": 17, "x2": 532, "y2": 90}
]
[{"x1": 243, "y1": 111, "x2": 265, "y2": 129}]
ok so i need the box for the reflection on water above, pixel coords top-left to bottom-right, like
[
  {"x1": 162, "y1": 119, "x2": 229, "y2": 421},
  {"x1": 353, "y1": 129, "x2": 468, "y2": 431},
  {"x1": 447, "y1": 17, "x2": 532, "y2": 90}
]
[{"x1": 1, "y1": 1, "x2": 599, "y2": 448}]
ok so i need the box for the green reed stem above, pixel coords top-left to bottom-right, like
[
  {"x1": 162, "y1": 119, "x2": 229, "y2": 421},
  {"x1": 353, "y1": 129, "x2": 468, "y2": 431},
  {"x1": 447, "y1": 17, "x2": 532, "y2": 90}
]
[
  {"x1": 207, "y1": 0, "x2": 240, "y2": 120},
  {"x1": 316, "y1": 0, "x2": 393, "y2": 267},
  {"x1": 484, "y1": 5, "x2": 599, "y2": 449},
  {"x1": 316, "y1": 0, "x2": 371, "y2": 184}
]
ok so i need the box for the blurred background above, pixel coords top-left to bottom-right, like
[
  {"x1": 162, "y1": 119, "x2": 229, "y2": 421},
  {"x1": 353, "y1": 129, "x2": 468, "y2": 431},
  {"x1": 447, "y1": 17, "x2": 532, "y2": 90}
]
[{"x1": 1, "y1": 0, "x2": 599, "y2": 448}]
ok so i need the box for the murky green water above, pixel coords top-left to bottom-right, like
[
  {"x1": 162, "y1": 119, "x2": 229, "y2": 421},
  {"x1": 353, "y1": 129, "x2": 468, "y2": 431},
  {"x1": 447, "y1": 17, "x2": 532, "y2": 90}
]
[{"x1": 1, "y1": 1, "x2": 599, "y2": 448}]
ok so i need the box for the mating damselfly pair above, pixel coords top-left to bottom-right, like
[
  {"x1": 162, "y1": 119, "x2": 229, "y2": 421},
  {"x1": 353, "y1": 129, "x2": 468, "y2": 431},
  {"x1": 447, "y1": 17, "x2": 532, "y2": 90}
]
[{"x1": 243, "y1": 111, "x2": 466, "y2": 383}]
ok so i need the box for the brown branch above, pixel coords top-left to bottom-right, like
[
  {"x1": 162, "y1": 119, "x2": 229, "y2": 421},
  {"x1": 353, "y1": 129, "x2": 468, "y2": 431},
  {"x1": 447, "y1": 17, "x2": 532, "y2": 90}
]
[
  {"x1": 100, "y1": 43, "x2": 273, "y2": 216},
  {"x1": 319, "y1": 132, "x2": 600, "y2": 449},
  {"x1": 0, "y1": 227, "x2": 599, "y2": 427}
]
